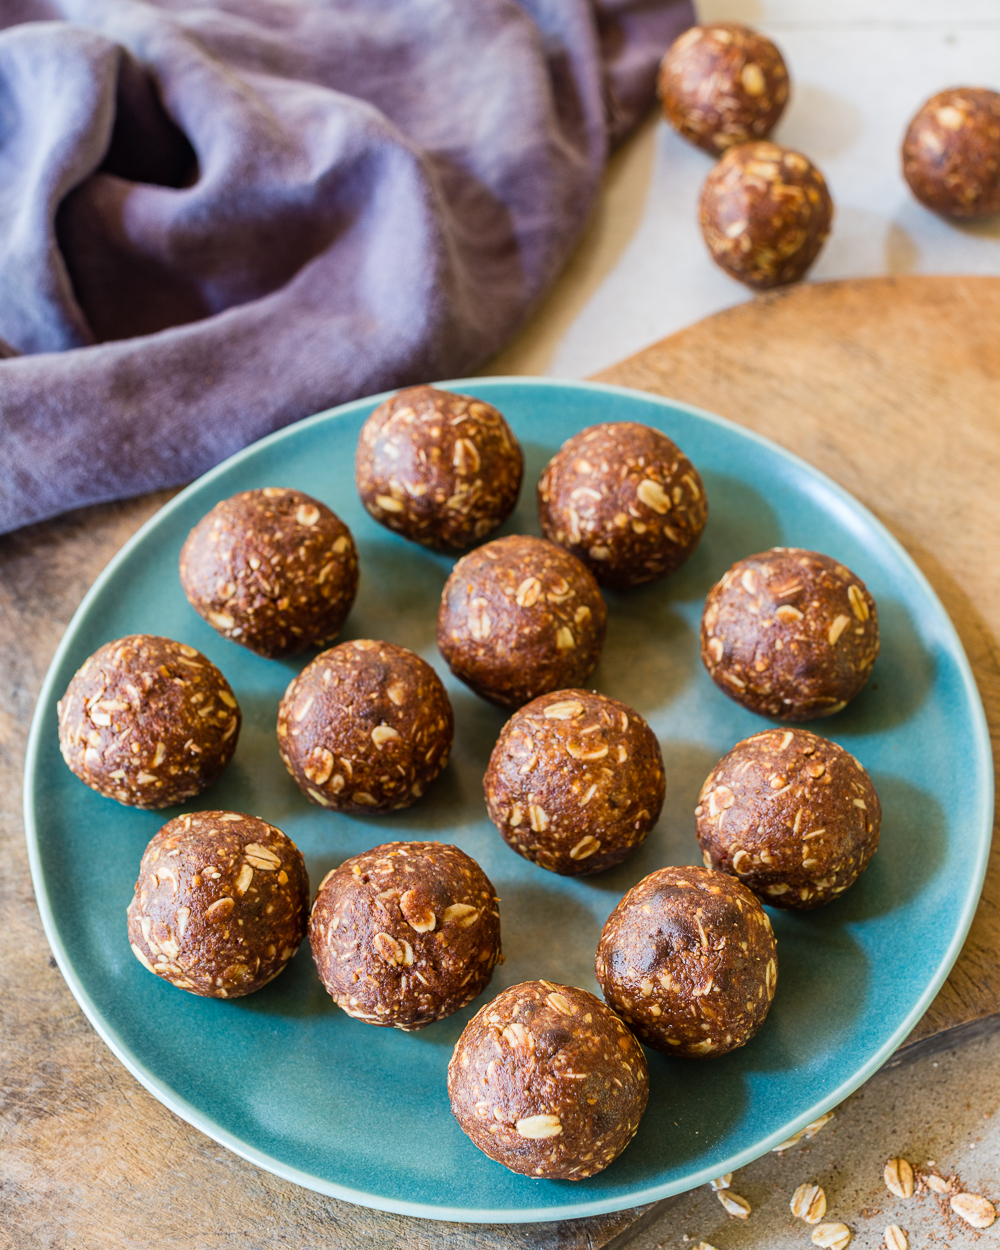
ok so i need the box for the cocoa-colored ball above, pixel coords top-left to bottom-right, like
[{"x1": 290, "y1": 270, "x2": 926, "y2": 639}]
[
  {"x1": 448, "y1": 981, "x2": 648, "y2": 1179},
  {"x1": 309, "y1": 841, "x2": 502, "y2": 1030},
  {"x1": 658, "y1": 23, "x2": 789, "y2": 154},
  {"x1": 179, "y1": 487, "x2": 358, "y2": 659},
  {"x1": 355, "y1": 385, "x2": 524, "y2": 551},
  {"x1": 484, "y1": 690, "x2": 664, "y2": 875},
  {"x1": 537, "y1": 422, "x2": 708, "y2": 589},
  {"x1": 696, "y1": 729, "x2": 881, "y2": 909},
  {"x1": 701, "y1": 548, "x2": 879, "y2": 721},
  {"x1": 437, "y1": 535, "x2": 607, "y2": 709},
  {"x1": 127, "y1": 811, "x2": 309, "y2": 998},
  {"x1": 57, "y1": 635, "x2": 241, "y2": 809},
  {"x1": 902, "y1": 88, "x2": 1000, "y2": 219},
  {"x1": 699, "y1": 142, "x2": 833, "y2": 289},
  {"x1": 595, "y1": 865, "x2": 777, "y2": 1058},
  {"x1": 277, "y1": 640, "x2": 454, "y2": 813}
]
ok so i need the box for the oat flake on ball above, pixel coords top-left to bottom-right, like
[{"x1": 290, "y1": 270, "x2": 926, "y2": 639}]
[
  {"x1": 277, "y1": 639, "x2": 454, "y2": 813},
  {"x1": 596, "y1": 865, "x2": 777, "y2": 1058},
  {"x1": 437, "y1": 534, "x2": 607, "y2": 708},
  {"x1": 902, "y1": 88, "x2": 1000, "y2": 219},
  {"x1": 448, "y1": 980, "x2": 648, "y2": 1179},
  {"x1": 127, "y1": 811, "x2": 309, "y2": 998},
  {"x1": 658, "y1": 22, "x2": 789, "y2": 154},
  {"x1": 696, "y1": 728, "x2": 881, "y2": 908},
  {"x1": 356, "y1": 385, "x2": 523, "y2": 550},
  {"x1": 309, "y1": 841, "x2": 502, "y2": 1030},
  {"x1": 701, "y1": 548, "x2": 879, "y2": 720},
  {"x1": 179, "y1": 487, "x2": 358, "y2": 659},
  {"x1": 484, "y1": 689, "x2": 664, "y2": 875},
  {"x1": 699, "y1": 141, "x2": 833, "y2": 289},
  {"x1": 57, "y1": 635, "x2": 241, "y2": 809},
  {"x1": 537, "y1": 421, "x2": 707, "y2": 589}
]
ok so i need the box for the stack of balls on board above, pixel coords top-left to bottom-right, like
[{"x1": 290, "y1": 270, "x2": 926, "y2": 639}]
[
  {"x1": 662, "y1": 24, "x2": 1000, "y2": 283},
  {"x1": 657, "y1": 21, "x2": 834, "y2": 289},
  {"x1": 55, "y1": 379, "x2": 882, "y2": 1182}
]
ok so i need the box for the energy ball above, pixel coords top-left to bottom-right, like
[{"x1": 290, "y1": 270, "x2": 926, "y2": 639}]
[
  {"x1": 277, "y1": 639, "x2": 453, "y2": 813},
  {"x1": 537, "y1": 422, "x2": 708, "y2": 589},
  {"x1": 658, "y1": 23, "x2": 789, "y2": 154},
  {"x1": 309, "y1": 841, "x2": 502, "y2": 1030},
  {"x1": 448, "y1": 981, "x2": 648, "y2": 1179},
  {"x1": 484, "y1": 689, "x2": 664, "y2": 875},
  {"x1": 696, "y1": 728, "x2": 881, "y2": 909},
  {"x1": 356, "y1": 385, "x2": 524, "y2": 550},
  {"x1": 57, "y1": 635, "x2": 241, "y2": 809},
  {"x1": 437, "y1": 535, "x2": 606, "y2": 708},
  {"x1": 179, "y1": 487, "x2": 358, "y2": 659},
  {"x1": 596, "y1": 865, "x2": 777, "y2": 1058},
  {"x1": 127, "y1": 811, "x2": 309, "y2": 998},
  {"x1": 701, "y1": 548, "x2": 879, "y2": 720},
  {"x1": 700, "y1": 142, "x2": 833, "y2": 289},
  {"x1": 902, "y1": 88, "x2": 1000, "y2": 219}
]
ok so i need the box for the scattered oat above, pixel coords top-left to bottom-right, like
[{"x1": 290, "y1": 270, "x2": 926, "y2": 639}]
[
  {"x1": 791, "y1": 1182, "x2": 827, "y2": 1224},
  {"x1": 717, "y1": 1191, "x2": 751, "y2": 1218},
  {"x1": 811, "y1": 1223, "x2": 852, "y2": 1250},
  {"x1": 884, "y1": 1158, "x2": 914, "y2": 1199},
  {"x1": 950, "y1": 1192, "x2": 996, "y2": 1228},
  {"x1": 772, "y1": 1111, "x2": 835, "y2": 1151}
]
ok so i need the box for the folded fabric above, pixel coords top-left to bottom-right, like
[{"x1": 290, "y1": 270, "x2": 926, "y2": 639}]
[{"x1": 0, "y1": 0, "x2": 692, "y2": 533}]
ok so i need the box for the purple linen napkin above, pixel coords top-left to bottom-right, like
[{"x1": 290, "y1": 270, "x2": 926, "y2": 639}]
[{"x1": 0, "y1": 0, "x2": 692, "y2": 533}]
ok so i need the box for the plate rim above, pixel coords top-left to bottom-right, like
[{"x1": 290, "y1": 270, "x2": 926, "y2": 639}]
[{"x1": 24, "y1": 375, "x2": 994, "y2": 1224}]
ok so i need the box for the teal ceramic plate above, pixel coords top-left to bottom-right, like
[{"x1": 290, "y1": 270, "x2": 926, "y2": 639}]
[{"x1": 25, "y1": 379, "x2": 992, "y2": 1223}]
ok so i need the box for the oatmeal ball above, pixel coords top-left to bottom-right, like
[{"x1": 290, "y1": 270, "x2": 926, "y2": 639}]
[
  {"x1": 309, "y1": 841, "x2": 502, "y2": 1030},
  {"x1": 658, "y1": 23, "x2": 789, "y2": 155},
  {"x1": 696, "y1": 728, "x2": 881, "y2": 909},
  {"x1": 701, "y1": 548, "x2": 879, "y2": 720},
  {"x1": 179, "y1": 487, "x2": 358, "y2": 659},
  {"x1": 699, "y1": 142, "x2": 833, "y2": 289},
  {"x1": 437, "y1": 535, "x2": 607, "y2": 708},
  {"x1": 902, "y1": 88, "x2": 1000, "y2": 219},
  {"x1": 484, "y1": 690, "x2": 664, "y2": 875},
  {"x1": 57, "y1": 635, "x2": 241, "y2": 809},
  {"x1": 277, "y1": 640, "x2": 453, "y2": 813},
  {"x1": 127, "y1": 811, "x2": 309, "y2": 998},
  {"x1": 448, "y1": 981, "x2": 648, "y2": 1179},
  {"x1": 596, "y1": 865, "x2": 777, "y2": 1059},
  {"x1": 538, "y1": 422, "x2": 707, "y2": 589},
  {"x1": 356, "y1": 385, "x2": 524, "y2": 550}
]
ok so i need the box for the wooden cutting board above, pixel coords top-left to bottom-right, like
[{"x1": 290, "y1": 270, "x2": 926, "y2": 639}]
[{"x1": 2, "y1": 274, "x2": 998, "y2": 1248}]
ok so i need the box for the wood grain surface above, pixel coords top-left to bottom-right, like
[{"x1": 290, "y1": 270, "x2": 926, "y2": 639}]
[{"x1": 2, "y1": 273, "x2": 998, "y2": 1248}]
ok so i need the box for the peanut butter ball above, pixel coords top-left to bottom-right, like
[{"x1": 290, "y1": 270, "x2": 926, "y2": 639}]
[
  {"x1": 658, "y1": 23, "x2": 789, "y2": 154},
  {"x1": 437, "y1": 535, "x2": 607, "y2": 708},
  {"x1": 696, "y1": 728, "x2": 881, "y2": 908},
  {"x1": 57, "y1": 635, "x2": 240, "y2": 808},
  {"x1": 179, "y1": 487, "x2": 358, "y2": 659},
  {"x1": 700, "y1": 142, "x2": 833, "y2": 289},
  {"x1": 309, "y1": 841, "x2": 502, "y2": 1030},
  {"x1": 356, "y1": 385, "x2": 523, "y2": 550},
  {"x1": 448, "y1": 981, "x2": 648, "y2": 1178},
  {"x1": 277, "y1": 640, "x2": 454, "y2": 813},
  {"x1": 484, "y1": 690, "x2": 664, "y2": 875},
  {"x1": 127, "y1": 811, "x2": 309, "y2": 998},
  {"x1": 596, "y1": 865, "x2": 777, "y2": 1058},
  {"x1": 903, "y1": 88, "x2": 1000, "y2": 219},
  {"x1": 701, "y1": 548, "x2": 879, "y2": 720},
  {"x1": 538, "y1": 421, "x2": 707, "y2": 589}
]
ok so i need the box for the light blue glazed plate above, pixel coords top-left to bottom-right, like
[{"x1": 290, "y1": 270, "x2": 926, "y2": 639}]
[{"x1": 25, "y1": 378, "x2": 992, "y2": 1223}]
